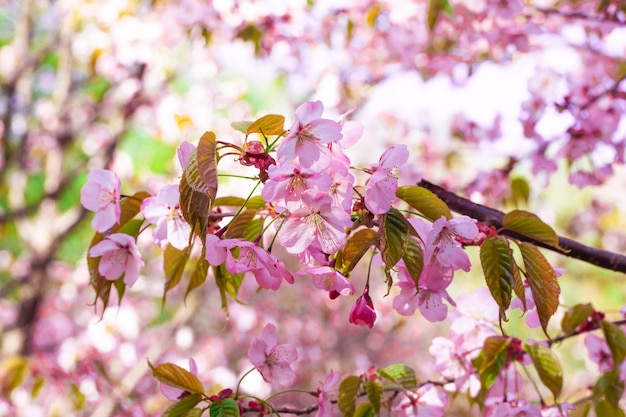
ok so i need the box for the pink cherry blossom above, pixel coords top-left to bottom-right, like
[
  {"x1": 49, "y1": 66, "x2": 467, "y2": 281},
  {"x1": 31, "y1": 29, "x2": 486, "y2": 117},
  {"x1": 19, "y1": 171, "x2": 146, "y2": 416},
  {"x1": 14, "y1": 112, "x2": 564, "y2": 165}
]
[
  {"x1": 541, "y1": 404, "x2": 575, "y2": 417},
  {"x1": 205, "y1": 235, "x2": 294, "y2": 290},
  {"x1": 177, "y1": 140, "x2": 195, "y2": 170},
  {"x1": 393, "y1": 384, "x2": 447, "y2": 417},
  {"x1": 277, "y1": 101, "x2": 343, "y2": 170},
  {"x1": 160, "y1": 358, "x2": 198, "y2": 401},
  {"x1": 364, "y1": 144, "x2": 409, "y2": 214},
  {"x1": 248, "y1": 323, "x2": 298, "y2": 387},
  {"x1": 585, "y1": 333, "x2": 613, "y2": 372},
  {"x1": 297, "y1": 266, "x2": 355, "y2": 296},
  {"x1": 261, "y1": 162, "x2": 332, "y2": 206},
  {"x1": 80, "y1": 168, "x2": 121, "y2": 232},
  {"x1": 89, "y1": 233, "x2": 144, "y2": 287},
  {"x1": 141, "y1": 185, "x2": 191, "y2": 250},
  {"x1": 278, "y1": 189, "x2": 352, "y2": 255},
  {"x1": 315, "y1": 370, "x2": 340, "y2": 417},
  {"x1": 349, "y1": 287, "x2": 376, "y2": 328},
  {"x1": 426, "y1": 216, "x2": 478, "y2": 272}
]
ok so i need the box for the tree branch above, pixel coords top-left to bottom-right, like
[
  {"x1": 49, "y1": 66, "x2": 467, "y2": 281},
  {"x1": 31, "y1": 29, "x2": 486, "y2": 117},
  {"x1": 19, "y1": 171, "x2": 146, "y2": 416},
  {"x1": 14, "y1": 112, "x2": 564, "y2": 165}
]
[{"x1": 418, "y1": 179, "x2": 626, "y2": 274}]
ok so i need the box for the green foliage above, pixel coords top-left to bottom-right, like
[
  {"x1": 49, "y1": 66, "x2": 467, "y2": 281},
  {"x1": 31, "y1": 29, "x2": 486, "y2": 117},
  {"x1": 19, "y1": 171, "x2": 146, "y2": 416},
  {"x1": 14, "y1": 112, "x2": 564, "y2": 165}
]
[
  {"x1": 480, "y1": 236, "x2": 521, "y2": 321},
  {"x1": 341, "y1": 229, "x2": 379, "y2": 275},
  {"x1": 524, "y1": 343, "x2": 563, "y2": 399},
  {"x1": 427, "y1": 0, "x2": 454, "y2": 31},
  {"x1": 561, "y1": 303, "x2": 594, "y2": 336},
  {"x1": 353, "y1": 402, "x2": 375, "y2": 417},
  {"x1": 0, "y1": 356, "x2": 27, "y2": 397},
  {"x1": 509, "y1": 177, "x2": 530, "y2": 206},
  {"x1": 246, "y1": 114, "x2": 285, "y2": 137},
  {"x1": 518, "y1": 243, "x2": 560, "y2": 337},
  {"x1": 163, "y1": 245, "x2": 191, "y2": 306},
  {"x1": 593, "y1": 369, "x2": 625, "y2": 416},
  {"x1": 365, "y1": 379, "x2": 383, "y2": 414},
  {"x1": 396, "y1": 185, "x2": 452, "y2": 221},
  {"x1": 472, "y1": 336, "x2": 511, "y2": 390},
  {"x1": 503, "y1": 210, "x2": 561, "y2": 249},
  {"x1": 148, "y1": 361, "x2": 205, "y2": 396},
  {"x1": 402, "y1": 239, "x2": 424, "y2": 288},
  {"x1": 379, "y1": 208, "x2": 410, "y2": 268},
  {"x1": 601, "y1": 320, "x2": 626, "y2": 367},
  {"x1": 209, "y1": 398, "x2": 239, "y2": 417},
  {"x1": 120, "y1": 128, "x2": 177, "y2": 175},
  {"x1": 163, "y1": 394, "x2": 203, "y2": 417},
  {"x1": 186, "y1": 258, "x2": 209, "y2": 301},
  {"x1": 376, "y1": 364, "x2": 417, "y2": 390},
  {"x1": 223, "y1": 209, "x2": 258, "y2": 240},
  {"x1": 338, "y1": 375, "x2": 362, "y2": 417},
  {"x1": 214, "y1": 264, "x2": 245, "y2": 315}
]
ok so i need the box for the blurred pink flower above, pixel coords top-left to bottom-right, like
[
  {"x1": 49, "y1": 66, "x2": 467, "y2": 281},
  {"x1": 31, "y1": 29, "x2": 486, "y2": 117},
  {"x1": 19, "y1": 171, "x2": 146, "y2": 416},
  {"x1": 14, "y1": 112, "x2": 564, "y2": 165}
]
[
  {"x1": 316, "y1": 370, "x2": 340, "y2": 417},
  {"x1": 80, "y1": 168, "x2": 121, "y2": 232},
  {"x1": 349, "y1": 287, "x2": 376, "y2": 328},
  {"x1": 585, "y1": 333, "x2": 613, "y2": 372},
  {"x1": 277, "y1": 101, "x2": 343, "y2": 170},
  {"x1": 393, "y1": 384, "x2": 447, "y2": 417},
  {"x1": 89, "y1": 233, "x2": 144, "y2": 287},
  {"x1": 364, "y1": 144, "x2": 409, "y2": 214},
  {"x1": 141, "y1": 185, "x2": 191, "y2": 250},
  {"x1": 161, "y1": 358, "x2": 198, "y2": 401},
  {"x1": 248, "y1": 323, "x2": 298, "y2": 387}
]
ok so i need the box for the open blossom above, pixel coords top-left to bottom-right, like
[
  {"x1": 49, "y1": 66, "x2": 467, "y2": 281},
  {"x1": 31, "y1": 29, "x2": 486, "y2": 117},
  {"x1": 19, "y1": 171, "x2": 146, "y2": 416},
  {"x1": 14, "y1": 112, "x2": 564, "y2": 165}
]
[
  {"x1": 349, "y1": 287, "x2": 376, "y2": 328},
  {"x1": 205, "y1": 235, "x2": 293, "y2": 290},
  {"x1": 160, "y1": 358, "x2": 198, "y2": 401},
  {"x1": 141, "y1": 185, "x2": 191, "y2": 250},
  {"x1": 316, "y1": 370, "x2": 341, "y2": 417},
  {"x1": 585, "y1": 333, "x2": 613, "y2": 372},
  {"x1": 426, "y1": 216, "x2": 478, "y2": 271},
  {"x1": 277, "y1": 101, "x2": 343, "y2": 170},
  {"x1": 80, "y1": 168, "x2": 121, "y2": 232},
  {"x1": 248, "y1": 323, "x2": 298, "y2": 387},
  {"x1": 297, "y1": 266, "x2": 354, "y2": 296},
  {"x1": 261, "y1": 162, "x2": 332, "y2": 207},
  {"x1": 279, "y1": 189, "x2": 352, "y2": 255},
  {"x1": 364, "y1": 144, "x2": 409, "y2": 214},
  {"x1": 89, "y1": 233, "x2": 144, "y2": 287}
]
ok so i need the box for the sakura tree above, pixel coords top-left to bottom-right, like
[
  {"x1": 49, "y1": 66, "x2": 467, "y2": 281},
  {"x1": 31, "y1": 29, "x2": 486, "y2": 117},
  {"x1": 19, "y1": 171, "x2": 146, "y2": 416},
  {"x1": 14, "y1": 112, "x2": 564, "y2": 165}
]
[{"x1": 1, "y1": 1, "x2": 625, "y2": 417}]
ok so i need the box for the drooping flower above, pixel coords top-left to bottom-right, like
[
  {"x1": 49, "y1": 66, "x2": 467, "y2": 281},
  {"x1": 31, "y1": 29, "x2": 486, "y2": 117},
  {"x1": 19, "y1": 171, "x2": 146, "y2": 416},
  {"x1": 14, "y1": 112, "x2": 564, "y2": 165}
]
[
  {"x1": 364, "y1": 144, "x2": 409, "y2": 214},
  {"x1": 279, "y1": 189, "x2": 351, "y2": 255},
  {"x1": 316, "y1": 370, "x2": 341, "y2": 417},
  {"x1": 80, "y1": 168, "x2": 121, "y2": 232},
  {"x1": 89, "y1": 233, "x2": 144, "y2": 287},
  {"x1": 349, "y1": 287, "x2": 376, "y2": 328},
  {"x1": 160, "y1": 358, "x2": 198, "y2": 401},
  {"x1": 248, "y1": 323, "x2": 298, "y2": 387},
  {"x1": 205, "y1": 235, "x2": 294, "y2": 290},
  {"x1": 297, "y1": 266, "x2": 355, "y2": 296},
  {"x1": 277, "y1": 101, "x2": 343, "y2": 170},
  {"x1": 141, "y1": 185, "x2": 191, "y2": 250}
]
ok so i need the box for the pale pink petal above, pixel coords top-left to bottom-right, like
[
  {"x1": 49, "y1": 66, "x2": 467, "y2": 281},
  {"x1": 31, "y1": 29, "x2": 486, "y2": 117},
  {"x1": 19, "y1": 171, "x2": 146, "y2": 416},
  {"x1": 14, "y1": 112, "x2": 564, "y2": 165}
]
[
  {"x1": 379, "y1": 144, "x2": 409, "y2": 170},
  {"x1": 99, "y1": 251, "x2": 126, "y2": 281},
  {"x1": 141, "y1": 197, "x2": 169, "y2": 223},
  {"x1": 295, "y1": 101, "x2": 324, "y2": 124},
  {"x1": 123, "y1": 256, "x2": 142, "y2": 287},
  {"x1": 279, "y1": 216, "x2": 316, "y2": 254},
  {"x1": 89, "y1": 239, "x2": 119, "y2": 257},
  {"x1": 205, "y1": 235, "x2": 228, "y2": 265},
  {"x1": 167, "y1": 216, "x2": 191, "y2": 250},
  {"x1": 308, "y1": 119, "x2": 343, "y2": 143},
  {"x1": 448, "y1": 216, "x2": 479, "y2": 239},
  {"x1": 270, "y1": 344, "x2": 298, "y2": 364},
  {"x1": 177, "y1": 141, "x2": 195, "y2": 169},
  {"x1": 271, "y1": 362, "x2": 297, "y2": 387},
  {"x1": 259, "y1": 323, "x2": 277, "y2": 349},
  {"x1": 159, "y1": 185, "x2": 181, "y2": 207},
  {"x1": 248, "y1": 338, "x2": 268, "y2": 368},
  {"x1": 419, "y1": 291, "x2": 449, "y2": 322},
  {"x1": 80, "y1": 182, "x2": 105, "y2": 211}
]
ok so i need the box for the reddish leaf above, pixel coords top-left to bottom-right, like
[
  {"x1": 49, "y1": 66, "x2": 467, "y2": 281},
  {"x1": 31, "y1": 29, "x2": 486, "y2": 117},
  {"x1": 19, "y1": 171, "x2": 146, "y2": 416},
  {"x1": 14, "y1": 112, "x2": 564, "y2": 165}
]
[
  {"x1": 246, "y1": 114, "x2": 285, "y2": 136},
  {"x1": 148, "y1": 362, "x2": 204, "y2": 396},
  {"x1": 341, "y1": 229, "x2": 378, "y2": 274}
]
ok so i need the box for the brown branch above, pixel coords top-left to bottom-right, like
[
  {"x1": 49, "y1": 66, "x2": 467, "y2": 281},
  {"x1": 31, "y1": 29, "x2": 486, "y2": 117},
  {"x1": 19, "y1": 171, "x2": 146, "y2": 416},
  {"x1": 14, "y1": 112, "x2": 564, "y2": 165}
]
[{"x1": 418, "y1": 179, "x2": 626, "y2": 274}]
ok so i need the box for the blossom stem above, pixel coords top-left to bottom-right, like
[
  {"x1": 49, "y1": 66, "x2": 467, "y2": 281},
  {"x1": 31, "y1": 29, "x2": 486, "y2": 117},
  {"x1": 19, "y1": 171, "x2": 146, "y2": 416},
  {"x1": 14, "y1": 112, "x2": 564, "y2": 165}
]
[
  {"x1": 217, "y1": 174, "x2": 258, "y2": 180},
  {"x1": 235, "y1": 367, "x2": 257, "y2": 399}
]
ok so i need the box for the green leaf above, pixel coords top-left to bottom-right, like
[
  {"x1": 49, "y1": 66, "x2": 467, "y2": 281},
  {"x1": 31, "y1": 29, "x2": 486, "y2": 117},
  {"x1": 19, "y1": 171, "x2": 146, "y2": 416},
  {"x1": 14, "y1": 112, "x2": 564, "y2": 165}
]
[
  {"x1": 518, "y1": 243, "x2": 560, "y2": 337},
  {"x1": 510, "y1": 177, "x2": 530, "y2": 206},
  {"x1": 524, "y1": 343, "x2": 563, "y2": 399},
  {"x1": 223, "y1": 209, "x2": 257, "y2": 239},
  {"x1": 561, "y1": 303, "x2": 594, "y2": 336},
  {"x1": 365, "y1": 379, "x2": 383, "y2": 414},
  {"x1": 396, "y1": 185, "x2": 452, "y2": 221},
  {"x1": 0, "y1": 356, "x2": 27, "y2": 396},
  {"x1": 472, "y1": 336, "x2": 511, "y2": 390},
  {"x1": 427, "y1": 0, "x2": 453, "y2": 31},
  {"x1": 117, "y1": 218, "x2": 143, "y2": 237},
  {"x1": 376, "y1": 364, "x2": 417, "y2": 390},
  {"x1": 246, "y1": 114, "x2": 285, "y2": 136},
  {"x1": 402, "y1": 239, "x2": 424, "y2": 288},
  {"x1": 214, "y1": 264, "x2": 244, "y2": 315},
  {"x1": 379, "y1": 208, "x2": 410, "y2": 268},
  {"x1": 594, "y1": 399, "x2": 625, "y2": 417},
  {"x1": 231, "y1": 121, "x2": 253, "y2": 134},
  {"x1": 209, "y1": 398, "x2": 240, "y2": 417},
  {"x1": 179, "y1": 174, "x2": 211, "y2": 244},
  {"x1": 196, "y1": 131, "x2": 219, "y2": 202},
  {"x1": 341, "y1": 229, "x2": 378, "y2": 274},
  {"x1": 503, "y1": 210, "x2": 560, "y2": 249},
  {"x1": 186, "y1": 258, "x2": 209, "y2": 301},
  {"x1": 163, "y1": 245, "x2": 190, "y2": 306},
  {"x1": 601, "y1": 320, "x2": 626, "y2": 367},
  {"x1": 149, "y1": 362, "x2": 204, "y2": 396},
  {"x1": 593, "y1": 369, "x2": 625, "y2": 412},
  {"x1": 163, "y1": 394, "x2": 203, "y2": 417},
  {"x1": 183, "y1": 409, "x2": 204, "y2": 417},
  {"x1": 353, "y1": 402, "x2": 375, "y2": 417},
  {"x1": 338, "y1": 375, "x2": 362, "y2": 417},
  {"x1": 480, "y1": 237, "x2": 518, "y2": 321}
]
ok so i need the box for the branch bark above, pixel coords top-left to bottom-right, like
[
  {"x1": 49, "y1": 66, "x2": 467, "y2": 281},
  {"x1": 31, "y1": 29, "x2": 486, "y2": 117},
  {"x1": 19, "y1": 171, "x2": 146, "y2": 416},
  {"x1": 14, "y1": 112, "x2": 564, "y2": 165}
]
[{"x1": 418, "y1": 179, "x2": 626, "y2": 274}]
